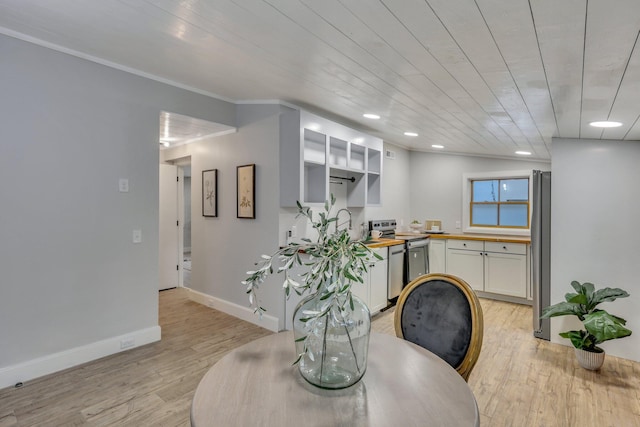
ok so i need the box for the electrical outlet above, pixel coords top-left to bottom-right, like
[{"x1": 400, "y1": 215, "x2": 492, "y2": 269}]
[
  {"x1": 455, "y1": 221, "x2": 461, "y2": 229},
  {"x1": 120, "y1": 337, "x2": 135, "y2": 349},
  {"x1": 132, "y1": 229, "x2": 142, "y2": 243},
  {"x1": 119, "y1": 178, "x2": 129, "y2": 193}
]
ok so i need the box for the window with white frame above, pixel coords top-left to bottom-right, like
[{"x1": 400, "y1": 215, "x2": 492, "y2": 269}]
[{"x1": 462, "y1": 171, "x2": 532, "y2": 235}]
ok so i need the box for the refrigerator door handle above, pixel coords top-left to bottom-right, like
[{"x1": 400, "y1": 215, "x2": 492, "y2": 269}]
[{"x1": 531, "y1": 171, "x2": 542, "y2": 333}]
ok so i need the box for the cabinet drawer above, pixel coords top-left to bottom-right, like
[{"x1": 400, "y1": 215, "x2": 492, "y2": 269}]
[
  {"x1": 484, "y1": 242, "x2": 527, "y2": 255},
  {"x1": 369, "y1": 247, "x2": 388, "y2": 260},
  {"x1": 446, "y1": 239, "x2": 484, "y2": 251}
]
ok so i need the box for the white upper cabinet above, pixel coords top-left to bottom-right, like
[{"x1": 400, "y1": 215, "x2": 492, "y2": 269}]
[{"x1": 281, "y1": 109, "x2": 383, "y2": 208}]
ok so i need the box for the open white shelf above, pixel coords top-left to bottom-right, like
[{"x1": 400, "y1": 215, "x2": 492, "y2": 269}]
[{"x1": 281, "y1": 110, "x2": 383, "y2": 208}]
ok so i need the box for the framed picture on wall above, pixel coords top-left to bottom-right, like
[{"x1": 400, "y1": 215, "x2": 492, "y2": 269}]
[
  {"x1": 202, "y1": 169, "x2": 218, "y2": 217},
  {"x1": 237, "y1": 164, "x2": 255, "y2": 219}
]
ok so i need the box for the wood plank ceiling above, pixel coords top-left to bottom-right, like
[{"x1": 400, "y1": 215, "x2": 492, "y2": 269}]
[{"x1": 2, "y1": 0, "x2": 640, "y2": 160}]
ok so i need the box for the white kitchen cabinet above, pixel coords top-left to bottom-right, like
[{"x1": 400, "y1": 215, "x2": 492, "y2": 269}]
[
  {"x1": 368, "y1": 248, "x2": 389, "y2": 313},
  {"x1": 280, "y1": 110, "x2": 383, "y2": 208},
  {"x1": 350, "y1": 247, "x2": 388, "y2": 315},
  {"x1": 428, "y1": 239, "x2": 446, "y2": 273},
  {"x1": 446, "y1": 239, "x2": 528, "y2": 299},
  {"x1": 446, "y1": 247, "x2": 485, "y2": 291},
  {"x1": 484, "y1": 243, "x2": 527, "y2": 298}
]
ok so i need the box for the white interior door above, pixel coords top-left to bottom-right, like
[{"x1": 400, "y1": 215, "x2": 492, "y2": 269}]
[{"x1": 159, "y1": 164, "x2": 179, "y2": 290}]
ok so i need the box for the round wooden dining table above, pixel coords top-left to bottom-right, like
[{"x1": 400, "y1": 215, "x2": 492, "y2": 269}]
[{"x1": 191, "y1": 331, "x2": 479, "y2": 427}]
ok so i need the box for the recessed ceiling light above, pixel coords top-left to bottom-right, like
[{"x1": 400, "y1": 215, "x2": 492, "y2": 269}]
[
  {"x1": 515, "y1": 151, "x2": 531, "y2": 156},
  {"x1": 431, "y1": 144, "x2": 444, "y2": 149},
  {"x1": 363, "y1": 113, "x2": 380, "y2": 120},
  {"x1": 589, "y1": 121, "x2": 622, "y2": 128},
  {"x1": 404, "y1": 132, "x2": 418, "y2": 137}
]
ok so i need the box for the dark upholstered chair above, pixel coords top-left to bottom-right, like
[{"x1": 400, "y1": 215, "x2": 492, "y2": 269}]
[{"x1": 394, "y1": 273, "x2": 483, "y2": 381}]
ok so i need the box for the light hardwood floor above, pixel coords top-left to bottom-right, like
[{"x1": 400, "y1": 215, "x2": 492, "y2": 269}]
[{"x1": 1, "y1": 288, "x2": 639, "y2": 426}]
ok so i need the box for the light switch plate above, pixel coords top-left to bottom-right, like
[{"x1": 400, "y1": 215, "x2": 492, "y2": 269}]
[
  {"x1": 119, "y1": 178, "x2": 129, "y2": 192},
  {"x1": 132, "y1": 229, "x2": 142, "y2": 243}
]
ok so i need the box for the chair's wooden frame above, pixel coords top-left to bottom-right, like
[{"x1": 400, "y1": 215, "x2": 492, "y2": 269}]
[{"x1": 394, "y1": 273, "x2": 484, "y2": 381}]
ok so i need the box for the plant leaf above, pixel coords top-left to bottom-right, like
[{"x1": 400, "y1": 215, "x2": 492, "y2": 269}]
[
  {"x1": 558, "y1": 330, "x2": 600, "y2": 350},
  {"x1": 582, "y1": 281, "x2": 595, "y2": 301},
  {"x1": 591, "y1": 287, "x2": 630, "y2": 305},
  {"x1": 566, "y1": 293, "x2": 588, "y2": 305},
  {"x1": 570, "y1": 280, "x2": 584, "y2": 294},
  {"x1": 583, "y1": 310, "x2": 632, "y2": 343},
  {"x1": 541, "y1": 302, "x2": 580, "y2": 319},
  {"x1": 319, "y1": 291, "x2": 334, "y2": 300}
]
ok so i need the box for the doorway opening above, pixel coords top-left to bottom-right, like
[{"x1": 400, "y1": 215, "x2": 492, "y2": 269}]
[
  {"x1": 178, "y1": 162, "x2": 192, "y2": 288},
  {"x1": 158, "y1": 110, "x2": 236, "y2": 292}
]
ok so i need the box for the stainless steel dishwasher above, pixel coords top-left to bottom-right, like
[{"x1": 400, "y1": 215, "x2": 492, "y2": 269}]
[
  {"x1": 387, "y1": 244, "x2": 406, "y2": 300},
  {"x1": 406, "y1": 238, "x2": 429, "y2": 283}
]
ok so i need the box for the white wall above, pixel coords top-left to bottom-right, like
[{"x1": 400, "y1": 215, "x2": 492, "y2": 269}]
[
  {"x1": 0, "y1": 33, "x2": 236, "y2": 387},
  {"x1": 551, "y1": 138, "x2": 640, "y2": 361},
  {"x1": 163, "y1": 104, "x2": 288, "y2": 331},
  {"x1": 409, "y1": 152, "x2": 551, "y2": 232},
  {"x1": 365, "y1": 143, "x2": 412, "y2": 226}
]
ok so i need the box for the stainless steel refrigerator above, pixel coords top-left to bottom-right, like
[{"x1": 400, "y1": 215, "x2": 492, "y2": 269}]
[{"x1": 531, "y1": 170, "x2": 551, "y2": 340}]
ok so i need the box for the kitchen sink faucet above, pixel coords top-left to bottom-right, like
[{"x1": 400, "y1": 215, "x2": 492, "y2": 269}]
[{"x1": 335, "y1": 208, "x2": 352, "y2": 233}]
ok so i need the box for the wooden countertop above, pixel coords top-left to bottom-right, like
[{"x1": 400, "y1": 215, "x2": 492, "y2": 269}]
[
  {"x1": 396, "y1": 231, "x2": 530, "y2": 244},
  {"x1": 364, "y1": 238, "x2": 405, "y2": 248},
  {"x1": 284, "y1": 238, "x2": 404, "y2": 252}
]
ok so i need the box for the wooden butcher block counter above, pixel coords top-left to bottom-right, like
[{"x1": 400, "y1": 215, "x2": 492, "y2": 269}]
[
  {"x1": 396, "y1": 231, "x2": 530, "y2": 244},
  {"x1": 363, "y1": 238, "x2": 405, "y2": 248},
  {"x1": 428, "y1": 233, "x2": 530, "y2": 244}
]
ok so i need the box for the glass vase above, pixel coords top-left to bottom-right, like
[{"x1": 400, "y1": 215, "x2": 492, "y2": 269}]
[{"x1": 292, "y1": 285, "x2": 371, "y2": 389}]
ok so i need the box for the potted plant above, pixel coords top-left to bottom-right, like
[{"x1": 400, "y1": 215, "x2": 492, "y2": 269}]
[
  {"x1": 410, "y1": 219, "x2": 422, "y2": 232},
  {"x1": 541, "y1": 280, "x2": 632, "y2": 370},
  {"x1": 243, "y1": 195, "x2": 382, "y2": 389}
]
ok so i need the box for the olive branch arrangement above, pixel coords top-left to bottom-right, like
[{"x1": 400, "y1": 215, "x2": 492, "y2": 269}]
[{"x1": 242, "y1": 195, "x2": 381, "y2": 363}]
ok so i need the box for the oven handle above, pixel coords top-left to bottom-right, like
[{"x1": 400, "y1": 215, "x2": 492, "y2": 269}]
[{"x1": 406, "y1": 238, "x2": 430, "y2": 248}]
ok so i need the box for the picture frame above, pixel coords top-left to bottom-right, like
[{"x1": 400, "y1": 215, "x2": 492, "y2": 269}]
[
  {"x1": 237, "y1": 164, "x2": 255, "y2": 219},
  {"x1": 202, "y1": 169, "x2": 218, "y2": 217}
]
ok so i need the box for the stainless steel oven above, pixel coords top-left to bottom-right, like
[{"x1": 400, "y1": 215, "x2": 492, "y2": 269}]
[
  {"x1": 369, "y1": 220, "x2": 430, "y2": 300},
  {"x1": 368, "y1": 219, "x2": 396, "y2": 239}
]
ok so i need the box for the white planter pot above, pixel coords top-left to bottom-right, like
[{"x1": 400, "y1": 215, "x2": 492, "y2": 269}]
[{"x1": 574, "y1": 348, "x2": 605, "y2": 370}]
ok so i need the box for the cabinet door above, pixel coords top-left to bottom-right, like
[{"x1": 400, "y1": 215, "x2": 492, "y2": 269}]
[
  {"x1": 446, "y1": 249, "x2": 484, "y2": 291},
  {"x1": 484, "y1": 252, "x2": 527, "y2": 297},
  {"x1": 428, "y1": 240, "x2": 446, "y2": 273},
  {"x1": 350, "y1": 274, "x2": 369, "y2": 309},
  {"x1": 368, "y1": 257, "x2": 388, "y2": 314}
]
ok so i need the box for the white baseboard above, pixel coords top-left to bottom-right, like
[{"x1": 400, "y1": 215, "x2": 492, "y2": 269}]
[
  {"x1": 0, "y1": 326, "x2": 161, "y2": 390},
  {"x1": 187, "y1": 288, "x2": 279, "y2": 332}
]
